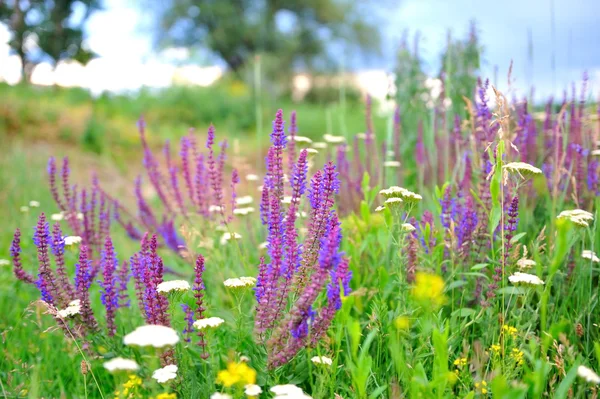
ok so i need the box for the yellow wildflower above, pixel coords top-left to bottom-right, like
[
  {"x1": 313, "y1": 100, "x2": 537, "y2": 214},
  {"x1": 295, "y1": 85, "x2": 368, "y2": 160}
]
[
  {"x1": 154, "y1": 394, "x2": 177, "y2": 399},
  {"x1": 216, "y1": 362, "x2": 257, "y2": 388},
  {"x1": 453, "y1": 357, "x2": 468, "y2": 367},
  {"x1": 447, "y1": 371, "x2": 458, "y2": 385},
  {"x1": 511, "y1": 348, "x2": 524, "y2": 366},
  {"x1": 501, "y1": 325, "x2": 518, "y2": 338},
  {"x1": 411, "y1": 272, "x2": 446, "y2": 309},
  {"x1": 475, "y1": 380, "x2": 488, "y2": 394},
  {"x1": 394, "y1": 316, "x2": 410, "y2": 330},
  {"x1": 490, "y1": 344, "x2": 501, "y2": 354}
]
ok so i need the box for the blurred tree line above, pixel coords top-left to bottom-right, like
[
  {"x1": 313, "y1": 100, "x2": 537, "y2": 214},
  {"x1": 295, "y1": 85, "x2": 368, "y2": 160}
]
[{"x1": 0, "y1": 0, "x2": 100, "y2": 81}]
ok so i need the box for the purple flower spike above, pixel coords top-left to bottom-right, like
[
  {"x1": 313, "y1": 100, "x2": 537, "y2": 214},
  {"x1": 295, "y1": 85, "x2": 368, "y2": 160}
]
[
  {"x1": 11, "y1": 229, "x2": 35, "y2": 284},
  {"x1": 100, "y1": 236, "x2": 118, "y2": 336}
]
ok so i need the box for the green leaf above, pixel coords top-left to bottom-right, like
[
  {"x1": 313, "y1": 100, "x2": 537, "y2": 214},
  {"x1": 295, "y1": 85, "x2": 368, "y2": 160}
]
[
  {"x1": 445, "y1": 280, "x2": 467, "y2": 291},
  {"x1": 452, "y1": 308, "x2": 476, "y2": 318},
  {"x1": 471, "y1": 263, "x2": 489, "y2": 271},
  {"x1": 554, "y1": 361, "x2": 580, "y2": 399},
  {"x1": 510, "y1": 232, "x2": 527, "y2": 244}
]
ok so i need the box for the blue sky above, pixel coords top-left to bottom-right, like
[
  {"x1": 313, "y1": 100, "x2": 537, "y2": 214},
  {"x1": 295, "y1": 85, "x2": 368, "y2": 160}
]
[{"x1": 83, "y1": 0, "x2": 599, "y2": 99}]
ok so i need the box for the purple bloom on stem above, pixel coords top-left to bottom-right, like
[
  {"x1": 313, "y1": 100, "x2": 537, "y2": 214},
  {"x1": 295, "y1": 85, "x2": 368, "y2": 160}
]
[
  {"x1": 193, "y1": 254, "x2": 208, "y2": 358},
  {"x1": 11, "y1": 228, "x2": 35, "y2": 284},
  {"x1": 34, "y1": 213, "x2": 59, "y2": 305},
  {"x1": 117, "y1": 260, "x2": 130, "y2": 308},
  {"x1": 100, "y1": 236, "x2": 118, "y2": 336},
  {"x1": 75, "y1": 245, "x2": 97, "y2": 331}
]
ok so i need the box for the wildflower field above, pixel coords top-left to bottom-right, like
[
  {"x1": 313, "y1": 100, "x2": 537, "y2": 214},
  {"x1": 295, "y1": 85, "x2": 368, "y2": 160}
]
[{"x1": 1, "y1": 46, "x2": 600, "y2": 399}]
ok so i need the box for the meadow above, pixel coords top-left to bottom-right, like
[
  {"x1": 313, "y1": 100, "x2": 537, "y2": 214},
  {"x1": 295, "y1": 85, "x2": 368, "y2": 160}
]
[{"x1": 0, "y1": 64, "x2": 599, "y2": 399}]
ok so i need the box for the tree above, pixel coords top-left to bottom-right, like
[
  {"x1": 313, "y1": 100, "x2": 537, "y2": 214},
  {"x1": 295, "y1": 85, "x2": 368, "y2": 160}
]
[
  {"x1": 0, "y1": 0, "x2": 100, "y2": 82},
  {"x1": 152, "y1": 0, "x2": 381, "y2": 74}
]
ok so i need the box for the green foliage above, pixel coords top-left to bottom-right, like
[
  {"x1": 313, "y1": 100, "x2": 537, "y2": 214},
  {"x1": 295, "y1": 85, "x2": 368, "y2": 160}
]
[{"x1": 152, "y1": 0, "x2": 381, "y2": 75}]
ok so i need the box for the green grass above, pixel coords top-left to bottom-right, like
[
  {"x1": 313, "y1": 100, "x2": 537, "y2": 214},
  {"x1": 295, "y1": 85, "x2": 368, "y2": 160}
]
[{"x1": 0, "y1": 81, "x2": 599, "y2": 399}]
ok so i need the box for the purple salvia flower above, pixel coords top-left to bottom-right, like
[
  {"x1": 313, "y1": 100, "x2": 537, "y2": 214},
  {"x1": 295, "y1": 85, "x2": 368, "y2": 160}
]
[
  {"x1": 48, "y1": 157, "x2": 65, "y2": 211},
  {"x1": 100, "y1": 236, "x2": 118, "y2": 336},
  {"x1": 51, "y1": 222, "x2": 75, "y2": 301},
  {"x1": 61, "y1": 157, "x2": 72, "y2": 212},
  {"x1": 130, "y1": 253, "x2": 146, "y2": 314},
  {"x1": 587, "y1": 158, "x2": 599, "y2": 196},
  {"x1": 181, "y1": 304, "x2": 195, "y2": 343},
  {"x1": 180, "y1": 136, "x2": 195, "y2": 207},
  {"x1": 193, "y1": 254, "x2": 208, "y2": 358},
  {"x1": 117, "y1": 260, "x2": 130, "y2": 308},
  {"x1": 75, "y1": 245, "x2": 97, "y2": 331},
  {"x1": 230, "y1": 169, "x2": 240, "y2": 221},
  {"x1": 140, "y1": 120, "x2": 173, "y2": 216},
  {"x1": 288, "y1": 110, "x2": 297, "y2": 176},
  {"x1": 406, "y1": 234, "x2": 418, "y2": 284},
  {"x1": 260, "y1": 184, "x2": 270, "y2": 225},
  {"x1": 157, "y1": 218, "x2": 184, "y2": 253},
  {"x1": 206, "y1": 125, "x2": 225, "y2": 216},
  {"x1": 194, "y1": 153, "x2": 208, "y2": 216},
  {"x1": 440, "y1": 185, "x2": 452, "y2": 229},
  {"x1": 34, "y1": 213, "x2": 59, "y2": 305},
  {"x1": 254, "y1": 256, "x2": 268, "y2": 302},
  {"x1": 11, "y1": 229, "x2": 35, "y2": 284}
]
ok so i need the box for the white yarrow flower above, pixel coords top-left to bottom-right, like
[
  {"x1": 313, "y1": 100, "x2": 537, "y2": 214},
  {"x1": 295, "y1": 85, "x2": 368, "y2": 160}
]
[
  {"x1": 103, "y1": 357, "x2": 140, "y2": 373},
  {"x1": 235, "y1": 195, "x2": 254, "y2": 205},
  {"x1": 582, "y1": 250, "x2": 600, "y2": 263},
  {"x1": 311, "y1": 356, "x2": 333, "y2": 366},
  {"x1": 123, "y1": 325, "x2": 180, "y2": 348},
  {"x1": 503, "y1": 162, "x2": 543, "y2": 178},
  {"x1": 209, "y1": 205, "x2": 224, "y2": 213},
  {"x1": 244, "y1": 384, "x2": 263, "y2": 396},
  {"x1": 246, "y1": 174, "x2": 260, "y2": 181},
  {"x1": 311, "y1": 142, "x2": 328, "y2": 149},
  {"x1": 29, "y1": 201, "x2": 40, "y2": 207},
  {"x1": 64, "y1": 236, "x2": 83, "y2": 246},
  {"x1": 220, "y1": 232, "x2": 242, "y2": 245},
  {"x1": 557, "y1": 209, "x2": 594, "y2": 227},
  {"x1": 384, "y1": 197, "x2": 403, "y2": 208},
  {"x1": 152, "y1": 364, "x2": 178, "y2": 383},
  {"x1": 292, "y1": 136, "x2": 313, "y2": 144},
  {"x1": 76, "y1": 212, "x2": 84, "y2": 220},
  {"x1": 271, "y1": 384, "x2": 312, "y2": 398},
  {"x1": 323, "y1": 134, "x2": 345, "y2": 144},
  {"x1": 401, "y1": 223, "x2": 416, "y2": 232},
  {"x1": 57, "y1": 301, "x2": 82, "y2": 318},
  {"x1": 258, "y1": 241, "x2": 268, "y2": 250},
  {"x1": 224, "y1": 277, "x2": 257, "y2": 289},
  {"x1": 193, "y1": 317, "x2": 225, "y2": 330},
  {"x1": 233, "y1": 207, "x2": 255, "y2": 216},
  {"x1": 210, "y1": 394, "x2": 232, "y2": 399},
  {"x1": 0, "y1": 259, "x2": 10, "y2": 266},
  {"x1": 51, "y1": 213, "x2": 64, "y2": 221},
  {"x1": 379, "y1": 186, "x2": 422, "y2": 202},
  {"x1": 383, "y1": 161, "x2": 401, "y2": 168},
  {"x1": 374, "y1": 205, "x2": 386, "y2": 212},
  {"x1": 508, "y1": 272, "x2": 544, "y2": 286},
  {"x1": 577, "y1": 365, "x2": 600, "y2": 384},
  {"x1": 157, "y1": 280, "x2": 191, "y2": 294},
  {"x1": 516, "y1": 258, "x2": 536, "y2": 269},
  {"x1": 20, "y1": 206, "x2": 29, "y2": 213}
]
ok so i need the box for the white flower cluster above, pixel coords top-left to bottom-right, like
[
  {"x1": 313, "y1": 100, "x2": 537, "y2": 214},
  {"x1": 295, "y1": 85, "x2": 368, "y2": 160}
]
[
  {"x1": 103, "y1": 357, "x2": 139, "y2": 373},
  {"x1": 557, "y1": 209, "x2": 594, "y2": 227},
  {"x1": 223, "y1": 276, "x2": 257, "y2": 289},
  {"x1": 323, "y1": 134, "x2": 345, "y2": 144},
  {"x1": 577, "y1": 365, "x2": 600, "y2": 384},
  {"x1": 64, "y1": 236, "x2": 83, "y2": 246},
  {"x1": 503, "y1": 162, "x2": 543, "y2": 178},
  {"x1": 235, "y1": 195, "x2": 254, "y2": 205},
  {"x1": 193, "y1": 317, "x2": 225, "y2": 330},
  {"x1": 244, "y1": 384, "x2": 262, "y2": 396},
  {"x1": 124, "y1": 325, "x2": 180, "y2": 348},
  {"x1": 152, "y1": 364, "x2": 178, "y2": 383},
  {"x1": 271, "y1": 384, "x2": 312, "y2": 398},
  {"x1": 234, "y1": 207, "x2": 255, "y2": 216},
  {"x1": 220, "y1": 232, "x2": 242, "y2": 245},
  {"x1": 379, "y1": 186, "x2": 422, "y2": 203},
  {"x1": 508, "y1": 272, "x2": 544, "y2": 286},
  {"x1": 582, "y1": 250, "x2": 600, "y2": 263},
  {"x1": 310, "y1": 356, "x2": 333, "y2": 366},
  {"x1": 57, "y1": 299, "x2": 82, "y2": 318},
  {"x1": 157, "y1": 280, "x2": 191, "y2": 294}
]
